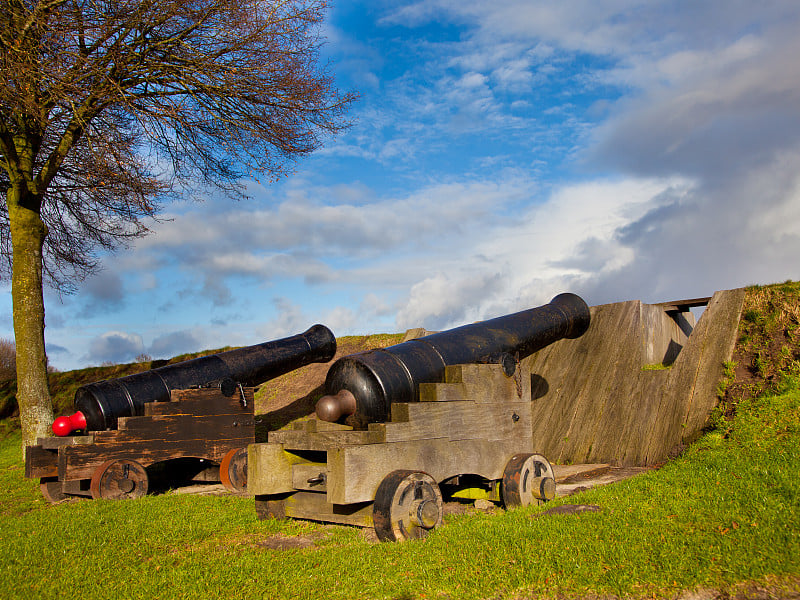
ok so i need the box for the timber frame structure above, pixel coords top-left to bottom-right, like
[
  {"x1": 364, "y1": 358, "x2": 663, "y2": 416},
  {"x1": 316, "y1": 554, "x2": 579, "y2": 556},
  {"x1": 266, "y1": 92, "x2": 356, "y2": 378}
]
[
  {"x1": 249, "y1": 363, "x2": 556, "y2": 541},
  {"x1": 24, "y1": 387, "x2": 254, "y2": 501}
]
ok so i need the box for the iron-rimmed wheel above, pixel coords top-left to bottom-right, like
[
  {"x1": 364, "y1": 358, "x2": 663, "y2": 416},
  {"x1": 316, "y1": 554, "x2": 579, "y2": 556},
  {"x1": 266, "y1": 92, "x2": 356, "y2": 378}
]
[
  {"x1": 373, "y1": 470, "x2": 443, "y2": 542},
  {"x1": 90, "y1": 459, "x2": 149, "y2": 500},
  {"x1": 220, "y1": 447, "x2": 248, "y2": 493},
  {"x1": 502, "y1": 453, "x2": 555, "y2": 508}
]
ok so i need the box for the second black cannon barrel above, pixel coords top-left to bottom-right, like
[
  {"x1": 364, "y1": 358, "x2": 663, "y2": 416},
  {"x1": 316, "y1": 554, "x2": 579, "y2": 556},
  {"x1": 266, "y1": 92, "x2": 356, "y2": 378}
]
[
  {"x1": 316, "y1": 293, "x2": 590, "y2": 426},
  {"x1": 75, "y1": 324, "x2": 337, "y2": 431}
]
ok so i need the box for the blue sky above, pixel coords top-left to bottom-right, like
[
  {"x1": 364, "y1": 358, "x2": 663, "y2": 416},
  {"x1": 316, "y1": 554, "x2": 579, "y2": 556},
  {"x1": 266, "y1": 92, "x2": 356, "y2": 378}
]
[{"x1": 3, "y1": 0, "x2": 800, "y2": 371}]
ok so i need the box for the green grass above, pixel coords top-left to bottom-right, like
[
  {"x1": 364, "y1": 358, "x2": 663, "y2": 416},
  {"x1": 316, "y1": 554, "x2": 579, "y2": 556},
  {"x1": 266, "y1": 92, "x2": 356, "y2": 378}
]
[
  {"x1": 1, "y1": 387, "x2": 798, "y2": 599},
  {"x1": 641, "y1": 363, "x2": 671, "y2": 371}
]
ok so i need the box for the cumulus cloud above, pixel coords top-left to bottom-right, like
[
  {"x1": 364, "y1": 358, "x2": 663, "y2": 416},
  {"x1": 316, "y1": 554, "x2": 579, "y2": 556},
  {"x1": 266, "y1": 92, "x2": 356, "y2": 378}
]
[
  {"x1": 78, "y1": 270, "x2": 126, "y2": 317},
  {"x1": 573, "y1": 157, "x2": 800, "y2": 304},
  {"x1": 122, "y1": 177, "x2": 532, "y2": 307},
  {"x1": 387, "y1": 1, "x2": 800, "y2": 57},
  {"x1": 85, "y1": 331, "x2": 145, "y2": 365},
  {"x1": 46, "y1": 343, "x2": 70, "y2": 357},
  {"x1": 82, "y1": 329, "x2": 209, "y2": 365},
  {"x1": 380, "y1": 0, "x2": 800, "y2": 313},
  {"x1": 256, "y1": 297, "x2": 313, "y2": 339},
  {"x1": 149, "y1": 330, "x2": 203, "y2": 359},
  {"x1": 589, "y1": 33, "x2": 800, "y2": 178},
  {"x1": 396, "y1": 271, "x2": 504, "y2": 330}
]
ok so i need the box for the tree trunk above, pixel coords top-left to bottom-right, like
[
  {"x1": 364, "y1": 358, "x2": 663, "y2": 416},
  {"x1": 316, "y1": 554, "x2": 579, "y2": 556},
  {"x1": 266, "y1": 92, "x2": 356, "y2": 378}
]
[{"x1": 8, "y1": 185, "x2": 53, "y2": 456}]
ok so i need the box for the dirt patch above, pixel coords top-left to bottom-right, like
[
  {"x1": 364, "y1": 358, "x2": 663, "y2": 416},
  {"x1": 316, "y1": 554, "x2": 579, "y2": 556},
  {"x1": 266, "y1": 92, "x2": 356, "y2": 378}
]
[
  {"x1": 255, "y1": 533, "x2": 327, "y2": 550},
  {"x1": 536, "y1": 504, "x2": 602, "y2": 517}
]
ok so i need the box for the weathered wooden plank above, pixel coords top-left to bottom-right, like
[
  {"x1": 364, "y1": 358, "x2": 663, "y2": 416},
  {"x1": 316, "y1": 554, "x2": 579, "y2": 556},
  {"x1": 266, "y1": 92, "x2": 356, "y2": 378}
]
[
  {"x1": 326, "y1": 437, "x2": 527, "y2": 505},
  {"x1": 144, "y1": 398, "x2": 248, "y2": 417},
  {"x1": 111, "y1": 414, "x2": 254, "y2": 441},
  {"x1": 266, "y1": 429, "x2": 384, "y2": 450},
  {"x1": 523, "y1": 289, "x2": 744, "y2": 467},
  {"x1": 655, "y1": 297, "x2": 712, "y2": 312},
  {"x1": 615, "y1": 370, "x2": 669, "y2": 466},
  {"x1": 25, "y1": 445, "x2": 58, "y2": 478},
  {"x1": 611, "y1": 299, "x2": 694, "y2": 464},
  {"x1": 524, "y1": 342, "x2": 566, "y2": 455},
  {"x1": 680, "y1": 288, "x2": 746, "y2": 441},
  {"x1": 382, "y1": 400, "x2": 531, "y2": 443},
  {"x1": 37, "y1": 436, "x2": 95, "y2": 450},
  {"x1": 589, "y1": 302, "x2": 675, "y2": 464},
  {"x1": 643, "y1": 288, "x2": 746, "y2": 463},
  {"x1": 169, "y1": 387, "x2": 254, "y2": 404},
  {"x1": 588, "y1": 301, "x2": 695, "y2": 465},
  {"x1": 248, "y1": 443, "x2": 318, "y2": 495},
  {"x1": 643, "y1": 293, "x2": 710, "y2": 462},
  {"x1": 556, "y1": 301, "x2": 642, "y2": 464},
  {"x1": 291, "y1": 419, "x2": 353, "y2": 433},
  {"x1": 552, "y1": 463, "x2": 611, "y2": 483},
  {"x1": 292, "y1": 463, "x2": 328, "y2": 492},
  {"x1": 525, "y1": 304, "x2": 606, "y2": 463},
  {"x1": 257, "y1": 491, "x2": 374, "y2": 528},
  {"x1": 418, "y1": 363, "x2": 530, "y2": 403},
  {"x1": 62, "y1": 479, "x2": 92, "y2": 497},
  {"x1": 143, "y1": 388, "x2": 254, "y2": 416},
  {"x1": 59, "y1": 438, "x2": 245, "y2": 481}
]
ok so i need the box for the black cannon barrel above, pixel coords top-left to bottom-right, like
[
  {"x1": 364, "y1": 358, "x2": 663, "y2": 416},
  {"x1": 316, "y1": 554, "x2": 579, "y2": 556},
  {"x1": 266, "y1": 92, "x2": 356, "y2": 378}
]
[
  {"x1": 316, "y1": 293, "x2": 589, "y2": 427},
  {"x1": 75, "y1": 324, "x2": 336, "y2": 431}
]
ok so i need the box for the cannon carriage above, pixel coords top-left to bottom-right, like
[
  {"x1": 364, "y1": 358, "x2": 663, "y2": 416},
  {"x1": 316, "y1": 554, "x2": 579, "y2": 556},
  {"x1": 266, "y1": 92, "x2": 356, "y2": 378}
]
[
  {"x1": 25, "y1": 325, "x2": 336, "y2": 501},
  {"x1": 249, "y1": 294, "x2": 590, "y2": 541}
]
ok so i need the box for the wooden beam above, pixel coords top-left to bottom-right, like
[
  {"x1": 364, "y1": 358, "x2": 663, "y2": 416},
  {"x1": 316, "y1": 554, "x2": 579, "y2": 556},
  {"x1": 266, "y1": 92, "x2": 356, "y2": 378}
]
[{"x1": 655, "y1": 297, "x2": 712, "y2": 312}]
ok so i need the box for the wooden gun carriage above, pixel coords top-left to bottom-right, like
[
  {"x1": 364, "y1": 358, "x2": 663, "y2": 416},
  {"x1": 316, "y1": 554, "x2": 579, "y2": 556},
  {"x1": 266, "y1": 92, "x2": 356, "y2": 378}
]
[
  {"x1": 25, "y1": 326, "x2": 336, "y2": 501},
  {"x1": 26, "y1": 387, "x2": 256, "y2": 501},
  {"x1": 249, "y1": 294, "x2": 591, "y2": 541}
]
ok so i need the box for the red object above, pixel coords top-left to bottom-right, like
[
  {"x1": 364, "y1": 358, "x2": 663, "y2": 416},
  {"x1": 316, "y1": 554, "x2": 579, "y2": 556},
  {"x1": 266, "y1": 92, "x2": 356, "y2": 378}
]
[{"x1": 52, "y1": 411, "x2": 87, "y2": 436}]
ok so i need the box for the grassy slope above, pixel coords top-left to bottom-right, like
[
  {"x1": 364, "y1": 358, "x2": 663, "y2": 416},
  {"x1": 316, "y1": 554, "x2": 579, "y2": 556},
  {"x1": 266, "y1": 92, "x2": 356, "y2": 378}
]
[{"x1": 0, "y1": 286, "x2": 798, "y2": 599}]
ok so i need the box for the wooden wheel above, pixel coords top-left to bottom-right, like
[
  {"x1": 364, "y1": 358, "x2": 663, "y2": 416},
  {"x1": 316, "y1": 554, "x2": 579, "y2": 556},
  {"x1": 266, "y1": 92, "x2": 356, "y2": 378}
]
[
  {"x1": 90, "y1": 459, "x2": 149, "y2": 500},
  {"x1": 220, "y1": 448, "x2": 248, "y2": 493},
  {"x1": 373, "y1": 470, "x2": 443, "y2": 542},
  {"x1": 40, "y1": 477, "x2": 66, "y2": 503},
  {"x1": 502, "y1": 453, "x2": 555, "y2": 509}
]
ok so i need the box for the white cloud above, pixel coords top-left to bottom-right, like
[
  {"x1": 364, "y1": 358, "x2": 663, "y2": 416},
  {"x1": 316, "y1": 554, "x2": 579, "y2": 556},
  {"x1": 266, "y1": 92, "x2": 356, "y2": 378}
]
[
  {"x1": 256, "y1": 297, "x2": 312, "y2": 339},
  {"x1": 149, "y1": 329, "x2": 203, "y2": 358},
  {"x1": 388, "y1": 176, "x2": 689, "y2": 328},
  {"x1": 85, "y1": 331, "x2": 145, "y2": 365},
  {"x1": 78, "y1": 271, "x2": 125, "y2": 316},
  {"x1": 395, "y1": 271, "x2": 503, "y2": 329},
  {"x1": 117, "y1": 177, "x2": 534, "y2": 305}
]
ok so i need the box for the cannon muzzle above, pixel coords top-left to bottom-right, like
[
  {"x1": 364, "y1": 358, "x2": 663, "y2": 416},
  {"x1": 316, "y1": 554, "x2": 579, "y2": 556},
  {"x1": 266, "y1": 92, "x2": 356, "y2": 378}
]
[
  {"x1": 54, "y1": 324, "x2": 336, "y2": 435},
  {"x1": 316, "y1": 293, "x2": 589, "y2": 427}
]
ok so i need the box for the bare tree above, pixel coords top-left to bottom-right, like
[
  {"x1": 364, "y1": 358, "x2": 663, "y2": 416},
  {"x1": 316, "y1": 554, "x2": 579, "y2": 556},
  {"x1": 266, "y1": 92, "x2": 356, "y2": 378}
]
[{"x1": 0, "y1": 0, "x2": 354, "y2": 451}]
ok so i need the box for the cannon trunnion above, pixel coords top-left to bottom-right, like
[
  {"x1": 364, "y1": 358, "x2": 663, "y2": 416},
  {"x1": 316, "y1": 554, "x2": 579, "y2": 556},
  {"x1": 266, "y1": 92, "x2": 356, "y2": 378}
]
[{"x1": 250, "y1": 295, "x2": 590, "y2": 541}]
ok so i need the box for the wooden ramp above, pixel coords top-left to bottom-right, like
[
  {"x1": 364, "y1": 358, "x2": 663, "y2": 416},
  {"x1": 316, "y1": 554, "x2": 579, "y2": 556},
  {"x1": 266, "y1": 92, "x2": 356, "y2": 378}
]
[{"x1": 524, "y1": 288, "x2": 746, "y2": 467}]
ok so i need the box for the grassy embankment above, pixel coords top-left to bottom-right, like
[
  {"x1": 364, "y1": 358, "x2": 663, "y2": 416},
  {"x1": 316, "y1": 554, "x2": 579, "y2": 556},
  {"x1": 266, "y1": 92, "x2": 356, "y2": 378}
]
[{"x1": 0, "y1": 284, "x2": 798, "y2": 599}]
